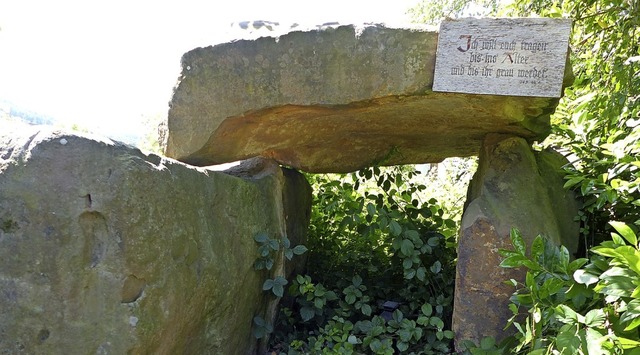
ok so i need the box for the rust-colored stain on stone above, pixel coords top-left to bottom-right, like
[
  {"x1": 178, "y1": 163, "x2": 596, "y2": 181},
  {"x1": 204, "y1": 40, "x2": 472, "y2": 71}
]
[{"x1": 181, "y1": 94, "x2": 555, "y2": 173}]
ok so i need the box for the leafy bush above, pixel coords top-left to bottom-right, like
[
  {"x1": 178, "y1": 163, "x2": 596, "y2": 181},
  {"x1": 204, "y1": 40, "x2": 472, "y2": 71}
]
[
  {"x1": 269, "y1": 166, "x2": 460, "y2": 354},
  {"x1": 508, "y1": 0, "x2": 640, "y2": 251},
  {"x1": 462, "y1": 223, "x2": 640, "y2": 354}
]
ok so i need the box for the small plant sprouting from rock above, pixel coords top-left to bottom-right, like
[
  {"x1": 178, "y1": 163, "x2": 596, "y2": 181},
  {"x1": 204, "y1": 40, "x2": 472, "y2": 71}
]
[
  {"x1": 252, "y1": 316, "x2": 273, "y2": 339},
  {"x1": 253, "y1": 232, "x2": 308, "y2": 272},
  {"x1": 263, "y1": 276, "x2": 288, "y2": 298},
  {"x1": 252, "y1": 232, "x2": 308, "y2": 339}
]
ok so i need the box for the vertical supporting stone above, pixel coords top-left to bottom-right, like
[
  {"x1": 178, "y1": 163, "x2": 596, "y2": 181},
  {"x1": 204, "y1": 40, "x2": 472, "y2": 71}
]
[
  {"x1": 453, "y1": 134, "x2": 579, "y2": 350},
  {"x1": 0, "y1": 130, "x2": 312, "y2": 354}
]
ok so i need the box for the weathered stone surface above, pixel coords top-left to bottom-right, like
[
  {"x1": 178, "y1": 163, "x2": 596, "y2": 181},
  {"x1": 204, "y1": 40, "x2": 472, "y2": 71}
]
[
  {"x1": 0, "y1": 126, "x2": 310, "y2": 354},
  {"x1": 453, "y1": 134, "x2": 580, "y2": 349},
  {"x1": 166, "y1": 24, "x2": 573, "y2": 173}
]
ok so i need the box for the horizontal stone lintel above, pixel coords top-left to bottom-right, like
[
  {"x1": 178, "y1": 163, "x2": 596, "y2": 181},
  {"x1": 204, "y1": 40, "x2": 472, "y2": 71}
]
[{"x1": 166, "y1": 23, "x2": 573, "y2": 173}]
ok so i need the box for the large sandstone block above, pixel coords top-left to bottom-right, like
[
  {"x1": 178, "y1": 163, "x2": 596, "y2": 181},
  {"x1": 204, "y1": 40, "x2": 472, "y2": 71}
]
[
  {"x1": 165, "y1": 24, "x2": 572, "y2": 173},
  {"x1": 453, "y1": 134, "x2": 580, "y2": 348},
  {"x1": 0, "y1": 126, "x2": 310, "y2": 354}
]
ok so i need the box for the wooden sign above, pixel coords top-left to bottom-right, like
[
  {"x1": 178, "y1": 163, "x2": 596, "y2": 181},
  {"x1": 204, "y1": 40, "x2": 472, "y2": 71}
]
[{"x1": 432, "y1": 18, "x2": 571, "y2": 98}]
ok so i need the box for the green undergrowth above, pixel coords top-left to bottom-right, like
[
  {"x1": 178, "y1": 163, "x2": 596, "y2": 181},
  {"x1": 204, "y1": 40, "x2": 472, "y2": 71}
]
[{"x1": 268, "y1": 165, "x2": 460, "y2": 354}]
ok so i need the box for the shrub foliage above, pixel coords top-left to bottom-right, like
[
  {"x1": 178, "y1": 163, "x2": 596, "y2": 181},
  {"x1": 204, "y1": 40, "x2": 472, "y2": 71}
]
[{"x1": 269, "y1": 166, "x2": 459, "y2": 354}]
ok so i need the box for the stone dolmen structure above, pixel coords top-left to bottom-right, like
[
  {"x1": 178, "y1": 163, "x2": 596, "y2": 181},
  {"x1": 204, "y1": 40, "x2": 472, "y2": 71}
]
[{"x1": 0, "y1": 19, "x2": 578, "y2": 353}]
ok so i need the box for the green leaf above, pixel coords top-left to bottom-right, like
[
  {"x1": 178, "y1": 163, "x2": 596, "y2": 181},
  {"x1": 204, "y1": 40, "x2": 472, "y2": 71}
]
[
  {"x1": 556, "y1": 304, "x2": 583, "y2": 324},
  {"x1": 398, "y1": 329, "x2": 412, "y2": 342},
  {"x1": 585, "y1": 327, "x2": 607, "y2": 355},
  {"x1": 427, "y1": 235, "x2": 440, "y2": 247},
  {"x1": 254, "y1": 259, "x2": 265, "y2": 270},
  {"x1": 555, "y1": 324, "x2": 581, "y2": 352},
  {"x1": 300, "y1": 306, "x2": 315, "y2": 322},
  {"x1": 564, "y1": 176, "x2": 584, "y2": 189},
  {"x1": 352, "y1": 275, "x2": 363, "y2": 287},
  {"x1": 292, "y1": 245, "x2": 308, "y2": 255},
  {"x1": 389, "y1": 220, "x2": 402, "y2": 236},
  {"x1": 262, "y1": 279, "x2": 274, "y2": 291},
  {"x1": 429, "y1": 316, "x2": 444, "y2": 329},
  {"x1": 264, "y1": 259, "x2": 274, "y2": 270},
  {"x1": 402, "y1": 258, "x2": 413, "y2": 269},
  {"x1": 414, "y1": 327, "x2": 423, "y2": 341},
  {"x1": 559, "y1": 245, "x2": 570, "y2": 270},
  {"x1": 543, "y1": 278, "x2": 565, "y2": 296},
  {"x1": 610, "y1": 221, "x2": 637, "y2": 246},
  {"x1": 416, "y1": 266, "x2": 426, "y2": 281},
  {"x1": 531, "y1": 235, "x2": 544, "y2": 260},
  {"x1": 421, "y1": 303, "x2": 433, "y2": 316},
  {"x1": 443, "y1": 330, "x2": 455, "y2": 339},
  {"x1": 253, "y1": 319, "x2": 270, "y2": 339},
  {"x1": 268, "y1": 239, "x2": 279, "y2": 251},
  {"x1": 584, "y1": 309, "x2": 606, "y2": 327},
  {"x1": 404, "y1": 229, "x2": 420, "y2": 240},
  {"x1": 624, "y1": 317, "x2": 640, "y2": 332},
  {"x1": 525, "y1": 271, "x2": 535, "y2": 289},
  {"x1": 591, "y1": 246, "x2": 620, "y2": 258},
  {"x1": 621, "y1": 251, "x2": 640, "y2": 276},
  {"x1": 617, "y1": 336, "x2": 640, "y2": 349},
  {"x1": 361, "y1": 304, "x2": 372, "y2": 316},
  {"x1": 573, "y1": 269, "x2": 599, "y2": 286},
  {"x1": 509, "y1": 303, "x2": 518, "y2": 315},
  {"x1": 397, "y1": 341, "x2": 409, "y2": 352},
  {"x1": 621, "y1": 299, "x2": 640, "y2": 328},
  {"x1": 369, "y1": 338, "x2": 382, "y2": 352},
  {"x1": 480, "y1": 336, "x2": 495, "y2": 350},
  {"x1": 272, "y1": 283, "x2": 284, "y2": 298},
  {"x1": 345, "y1": 293, "x2": 356, "y2": 304},
  {"x1": 510, "y1": 228, "x2": 526, "y2": 255},
  {"x1": 404, "y1": 268, "x2": 416, "y2": 279},
  {"x1": 500, "y1": 254, "x2": 529, "y2": 268},
  {"x1": 366, "y1": 202, "x2": 376, "y2": 216},
  {"x1": 430, "y1": 260, "x2": 442, "y2": 274},
  {"x1": 284, "y1": 248, "x2": 293, "y2": 260},
  {"x1": 400, "y1": 239, "x2": 414, "y2": 256},
  {"x1": 254, "y1": 233, "x2": 269, "y2": 243},
  {"x1": 612, "y1": 233, "x2": 626, "y2": 246},
  {"x1": 314, "y1": 297, "x2": 324, "y2": 309},
  {"x1": 568, "y1": 258, "x2": 588, "y2": 272},
  {"x1": 253, "y1": 315, "x2": 265, "y2": 327},
  {"x1": 600, "y1": 276, "x2": 635, "y2": 298},
  {"x1": 274, "y1": 276, "x2": 288, "y2": 286},
  {"x1": 258, "y1": 245, "x2": 270, "y2": 257}
]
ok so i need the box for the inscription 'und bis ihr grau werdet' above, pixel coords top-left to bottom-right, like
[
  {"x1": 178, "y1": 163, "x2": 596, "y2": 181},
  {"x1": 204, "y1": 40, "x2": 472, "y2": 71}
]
[{"x1": 451, "y1": 36, "x2": 551, "y2": 85}]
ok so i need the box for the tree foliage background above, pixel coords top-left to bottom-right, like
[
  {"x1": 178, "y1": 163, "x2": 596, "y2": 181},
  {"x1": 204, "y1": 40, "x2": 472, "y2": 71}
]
[{"x1": 410, "y1": 0, "x2": 639, "y2": 243}]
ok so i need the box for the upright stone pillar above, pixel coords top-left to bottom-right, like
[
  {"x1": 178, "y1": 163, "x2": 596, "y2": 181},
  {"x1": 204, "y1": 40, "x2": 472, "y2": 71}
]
[
  {"x1": 453, "y1": 134, "x2": 579, "y2": 349},
  {"x1": 0, "y1": 127, "x2": 311, "y2": 354}
]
